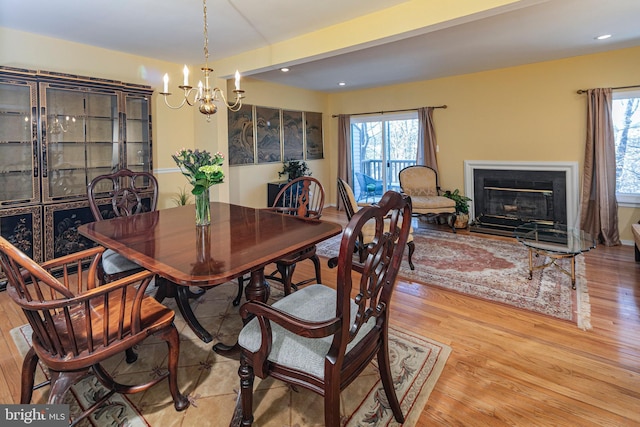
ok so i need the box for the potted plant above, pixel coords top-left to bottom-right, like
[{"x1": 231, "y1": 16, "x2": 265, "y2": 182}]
[
  {"x1": 443, "y1": 189, "x2": 472, "y2": 229},
  {"x1": 171, "y1": 186, "x2": 192, "y2": 206},
  {"x1": 278, "y1": 160, "x2": 311, "y2": 181}
]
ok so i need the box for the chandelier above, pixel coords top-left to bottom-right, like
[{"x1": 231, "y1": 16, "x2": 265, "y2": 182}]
[
  {"x1": 48, "y1": 116, "x2": 76, "y2": 135},
  {"x1": 160, "y1": 0, "x2": 245, "y2": 121}
]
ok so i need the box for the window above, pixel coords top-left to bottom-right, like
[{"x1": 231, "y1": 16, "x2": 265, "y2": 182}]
[
  {"x1": 613, "y1": 90, "x2": 640, "y2": 206},
  {"x1": 350, "y1": 112, "x2": 418, "y2": 202}
]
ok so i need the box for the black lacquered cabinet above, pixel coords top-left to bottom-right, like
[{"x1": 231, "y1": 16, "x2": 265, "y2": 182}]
[
  {"x1": 267, "y1": 181, "x2": 288, "y2": 207},
  {"x1": 0, "y1": 66, "x2": 154, "y2": 289}
]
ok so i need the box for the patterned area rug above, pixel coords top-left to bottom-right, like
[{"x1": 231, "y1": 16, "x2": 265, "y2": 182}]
[
  {"x1": 317, "y1": 227, "x2": 591, "y2": 330},
  {"x1": 10, "y1": 282, "x2": 451, "y2": 426}
]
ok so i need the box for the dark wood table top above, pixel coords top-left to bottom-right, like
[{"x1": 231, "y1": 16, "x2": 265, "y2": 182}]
[{"x1": 78, "y1": 202, "x2": 342, "y2": 286}]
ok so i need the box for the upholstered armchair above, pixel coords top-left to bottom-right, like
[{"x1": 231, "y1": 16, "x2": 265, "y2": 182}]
[{"x1": 399, "y1": 165, "x2": 457, "y2": 232}]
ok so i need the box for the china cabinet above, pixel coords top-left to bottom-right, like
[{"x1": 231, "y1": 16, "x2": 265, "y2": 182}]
[{"x1": 0, "y1": 66, "x2": 154, "y2": 288}]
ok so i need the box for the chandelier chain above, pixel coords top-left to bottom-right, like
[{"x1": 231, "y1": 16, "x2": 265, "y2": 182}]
[{"x1": 203, "y1": 0, "x2": 209, "y2": 62}]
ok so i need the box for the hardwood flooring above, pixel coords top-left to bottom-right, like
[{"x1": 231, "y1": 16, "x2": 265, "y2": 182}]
[{"x1": 0, "y1": 206, "x2": 638, "y2": 426}]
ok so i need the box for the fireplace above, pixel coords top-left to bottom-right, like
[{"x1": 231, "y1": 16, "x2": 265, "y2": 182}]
[{"x1": 464, "y1": 161, "x2": 579, "y2": 236}]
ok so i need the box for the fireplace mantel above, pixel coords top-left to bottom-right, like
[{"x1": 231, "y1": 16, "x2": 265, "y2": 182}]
[{"x1": 464, "y1": 160, "x2": 580, "y2": 230}]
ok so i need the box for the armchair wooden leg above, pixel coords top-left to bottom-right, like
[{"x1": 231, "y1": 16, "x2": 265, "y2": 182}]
[
  {"x1": 48, "y1": 370, "x2": 90, "y2": 405},
  {"x1": 162, "y1": 326, "x2": 190, "y2": 411},
  {"x1": 239, "y1": 356, "x2": 255, "y2": 426},
  {"x1": 377, "y1": 334, "x2": 405, "y2": 423},
  {"x1": 125, "y1": 348, "x2": 138, "y2": 364},
  {"x1": 277, "y1": 263, "x2": 296, "y2": 296},
  {"x1": 311, "y1": 254, "x2": 322, "y2": 285},
  {"x1": 449, "y1": 213, "x2": 457, "y2": 233},
  {"x1": 234, "y1": 276, "x2": 245, "y2": 306},
  {"x1": 20, "y1": 347, "x2": 39, "y2": 404},
  {"x1": 407, "y1": 241, "x2": 415, "y2": 270},
  {"x1": 324, "y1": 382, "x2": 341, "y2": 427}
]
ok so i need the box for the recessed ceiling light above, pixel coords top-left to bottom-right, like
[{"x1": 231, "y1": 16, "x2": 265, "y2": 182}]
[
  {"x1": 596, "y1": 34, "x2": 612, "y2": 40},
  {"x1": 280, "y1": 67, "x2": 290, "y2": 72},
  {"x1": 338, "y1": 81, "x2": 346, "y2": 86}
]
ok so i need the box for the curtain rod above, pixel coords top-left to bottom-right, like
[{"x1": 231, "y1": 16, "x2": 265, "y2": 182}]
[
  {"x1": 577, "y1": 84, "x2": 640, "y2": 94},
  {"x1": 331, "y1": 105, "x2": 447, "y2": 118}
]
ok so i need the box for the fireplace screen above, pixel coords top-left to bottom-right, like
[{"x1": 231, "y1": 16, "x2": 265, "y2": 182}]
[{"x1": 484, "y1": 182, "x2": 554, "y2": 222}]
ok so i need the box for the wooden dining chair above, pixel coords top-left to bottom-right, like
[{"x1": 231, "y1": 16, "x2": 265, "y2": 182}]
[
  {"x1": 0, "y1": 237, "x2": 189, "y2": 425},
  {"x1": 87, "y1": 168, "x2": 159, "y2": 285},
  {"x1": 266, "y1": 176, "x2": 325, "y2": 295},
  {"x1": 237, "y1": 190, "x2": 412, "y2": 426},
  {"x1": 338, "y1": 178, "x2": 415, "y2": 269},
  {"x1": 235, "y1": 176, "x2": 326, "y2": 302},
  {"x1": 88, "y1": 168, "x2": 163, "y2": 363}
]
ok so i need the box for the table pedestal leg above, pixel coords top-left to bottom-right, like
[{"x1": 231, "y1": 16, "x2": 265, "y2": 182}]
[
  {"x1": 175, "y1": 285, "x2": 213, "y2": 343},
  {"x1": 155, "y1": 277, "x2": 213, "y2": 343},
  {"x1": 213, "y1": 268, "x2": 269, "y2": 355}
]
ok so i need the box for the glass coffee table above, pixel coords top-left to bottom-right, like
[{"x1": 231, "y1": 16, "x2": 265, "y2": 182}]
[{"x1": 514, "y1": 223, "x2": 596, "y2": 289}]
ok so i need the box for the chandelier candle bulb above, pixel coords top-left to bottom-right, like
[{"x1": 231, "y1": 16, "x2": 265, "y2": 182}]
[
  {"x1": 183, "y1": 65, "x2": 189, "y2": 86},
  {"x1": 235, "y1": 70, "x2": 240, "y2": 91},
  {"x1": 163, "y1": 73, "x2": 169, "y2": 93}
]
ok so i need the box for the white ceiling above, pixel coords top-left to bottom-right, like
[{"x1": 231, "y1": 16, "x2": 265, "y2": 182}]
[{"x1": 1, "y1": 0, "x2": 640, "y2": 93}]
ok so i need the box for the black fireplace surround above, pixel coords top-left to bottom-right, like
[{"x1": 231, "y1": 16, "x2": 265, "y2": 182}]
[{"x1": 470, "y1": 169, "x2": 567, "y2": 236}]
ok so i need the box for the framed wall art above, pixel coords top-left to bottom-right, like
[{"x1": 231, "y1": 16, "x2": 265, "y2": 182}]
[
  {"x1": 228, "y1": 104, "x2": 254, "y2": 165},
  {"x1": 255, "y1": 106, "x2": 281, "y2": 164},
  {"x1": 282, "y1": 109, "x2": 303, "y2": 161},
  {"x1": 305, "y1": 111, "x2": 323, "y2": 160},
  {"x1": 228, "y1": 104, "x2": 323, "y2": 165}
]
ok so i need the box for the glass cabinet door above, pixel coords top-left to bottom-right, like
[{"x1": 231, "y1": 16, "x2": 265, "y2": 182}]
[
  {"x1": 0, "y1": 79, "x2": 39, "y2": 205},
  {"x1": 124, "y1": 95, "x2": 152, "y2": 174},
  {"x1": 42, "y1": 84, "x2": 120, "y2": 201}
]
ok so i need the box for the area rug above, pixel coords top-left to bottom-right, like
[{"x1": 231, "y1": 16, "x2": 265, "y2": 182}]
[
  {"x1": 316, "y1": 227, "x2": 591, "y2": 330},
  {"x1": 10, "y1": 281, "x2": 451, "y2": 426}
]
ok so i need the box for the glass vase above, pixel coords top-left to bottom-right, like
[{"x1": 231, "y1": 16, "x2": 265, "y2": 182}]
[{"x1": 194, "y1": 188, "x2": 211, "y2": 226}]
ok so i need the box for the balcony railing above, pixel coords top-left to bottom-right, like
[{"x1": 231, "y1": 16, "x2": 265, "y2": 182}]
[{"x1": 356, "y1": 159, "x2": 416, "y2": 199}]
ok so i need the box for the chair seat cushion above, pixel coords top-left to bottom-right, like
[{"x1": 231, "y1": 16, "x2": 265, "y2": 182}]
[
  {"x1": 410, "y1": 195, "x2": 456, "y2": 214},
  {"x1": 238, "y1": 284, "x2": 375, "y2": 379},
  {"x1": 102, "y1": 249, "x2": 142, "y2": 275},
  {"x1": 360, "y1": 218, "x2": 414, "y2": 243}
]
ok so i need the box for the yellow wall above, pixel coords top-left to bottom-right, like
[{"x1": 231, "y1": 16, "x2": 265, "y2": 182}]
[
  {"x1": 327, "y1": 46, "x2": 640, "y2": 242},
  {"x1": 2, "y1": 27, "x2": 638, "y2": 242},
  {"x1": 226, "y1": 78, "x2": 329, "y2": 207}
]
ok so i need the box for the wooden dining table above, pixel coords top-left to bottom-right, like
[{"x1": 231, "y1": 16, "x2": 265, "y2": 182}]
[{"x1": 78, "y1": 202, "x2": 342, "y2": 351}]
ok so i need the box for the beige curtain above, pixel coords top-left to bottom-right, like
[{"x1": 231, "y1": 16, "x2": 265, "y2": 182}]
[
  {"x1": 581, "y1": 88, "x2": 620, "y2": 246},
  {"x1": 337, "y1": 114, "x2": 351, "y2": 210},
  {"x1": 417, "y1": 107, "x2": 438, "y2": 173}
]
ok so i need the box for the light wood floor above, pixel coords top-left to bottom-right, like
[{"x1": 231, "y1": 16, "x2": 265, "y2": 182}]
[{"x1": 0, "y1": 207, "x2": 638, "y2": 426}]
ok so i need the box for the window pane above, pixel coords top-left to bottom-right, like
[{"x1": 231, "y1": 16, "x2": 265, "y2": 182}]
[
  {"x1": 612, "y1": 92, "x2": 640, "y2": 197},
  {"x1": 350, "y1": 112, "x2": 418, "y2": 201}
]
